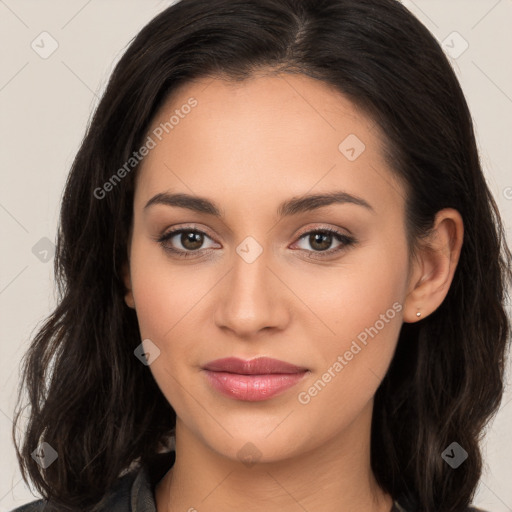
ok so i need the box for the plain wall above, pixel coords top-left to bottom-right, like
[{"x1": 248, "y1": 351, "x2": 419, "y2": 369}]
[{"x1": 1, "y1": 1, "x2": 511, "y2": 510}]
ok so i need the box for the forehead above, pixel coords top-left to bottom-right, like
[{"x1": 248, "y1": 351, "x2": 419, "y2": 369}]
[{"x1": 134, "y1": 72, "x2": 404, "y2": 216}]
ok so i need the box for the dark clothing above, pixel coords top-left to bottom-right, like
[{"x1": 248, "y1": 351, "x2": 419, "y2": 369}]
[{"x1": 9, "y1": 451, "x2": 488, "y2": 511}]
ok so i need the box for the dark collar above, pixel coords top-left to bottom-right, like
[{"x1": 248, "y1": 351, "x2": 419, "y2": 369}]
[{"x1": 130, "y1": 451, "x2": 176, "y2": 512}]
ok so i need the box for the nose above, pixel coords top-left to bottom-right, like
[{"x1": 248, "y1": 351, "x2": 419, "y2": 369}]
[{"x1": 214, "y1": 243, "x2": 291, "y2": 339}]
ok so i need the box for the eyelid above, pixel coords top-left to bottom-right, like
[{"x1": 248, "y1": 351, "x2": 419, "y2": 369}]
[
  {"x1": 158, "y1": 223, "x2": 351, "y2": 241},
  {"x1": 156, "y1": 223, "x2": 356, "y2": 258},
  {"x1": 290, "y1": 226, "x2": 356, "y2": 256},
  {"x1": 158, "y1": 223, "x2": 217, "y2": 241},
  {"x1": 293, "y1": 223, "x2": 352, "y2": 240},
  {"x1": 156, "y1": 223, "x2": 220, "y2": 250}
]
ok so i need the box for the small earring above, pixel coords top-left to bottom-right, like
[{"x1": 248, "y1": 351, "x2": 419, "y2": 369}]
[{"x1": 416, "y1": 311, "x2": 422, "y2": 318}]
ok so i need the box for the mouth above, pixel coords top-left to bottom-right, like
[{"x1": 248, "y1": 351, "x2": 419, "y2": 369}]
[{"x1": 202, "y1": 357, "x2": 309, "y2": 401}]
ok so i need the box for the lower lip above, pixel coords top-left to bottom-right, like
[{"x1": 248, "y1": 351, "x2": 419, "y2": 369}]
[{"x1": 203, "y1": 370, "x2": 308, "y2": 401}]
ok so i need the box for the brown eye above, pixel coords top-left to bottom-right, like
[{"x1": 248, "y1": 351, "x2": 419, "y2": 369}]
[
  {"x1": 157, "y1": 228, "x2": 218, "y2": 257},
  {"x1": 293, "y1": 228, "x2": 356, "y2": 258},
  {"x1": 308, "y1": 232, "x2": 334, "y2": 251},
  {"x1": 179, "y1": 231, "x2": 205, "y2": 250}
]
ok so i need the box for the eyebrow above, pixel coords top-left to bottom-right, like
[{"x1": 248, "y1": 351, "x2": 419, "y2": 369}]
[{"x1": 144, "y1": 190, "x2": 375, "y2": 217}]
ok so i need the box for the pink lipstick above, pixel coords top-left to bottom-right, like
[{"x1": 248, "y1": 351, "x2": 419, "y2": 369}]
[{"x1": 202, "y1": 357, "x2": 308, "y2": 401}]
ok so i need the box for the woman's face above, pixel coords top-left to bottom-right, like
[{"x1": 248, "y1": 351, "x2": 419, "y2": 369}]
[{"x1": 125, "y1": 72, "x2": 414, "y2": 463}]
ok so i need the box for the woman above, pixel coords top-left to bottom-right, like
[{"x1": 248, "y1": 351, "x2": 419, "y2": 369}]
[{"x1": 11, "y1": 0, "x2": 511, "y2": 511}]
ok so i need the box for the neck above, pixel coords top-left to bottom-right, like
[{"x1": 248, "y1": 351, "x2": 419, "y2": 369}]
[{"x1": 156, "y1": 402, "x2": 393, "y2": 512}]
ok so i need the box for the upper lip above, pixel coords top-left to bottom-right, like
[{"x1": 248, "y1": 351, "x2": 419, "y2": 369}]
[{"x1": 203, "y1": 357, "x2": 307, "y2": 375}]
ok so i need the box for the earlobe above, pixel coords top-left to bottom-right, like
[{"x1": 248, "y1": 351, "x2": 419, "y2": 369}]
[
  {"x1": 121, "y1": 261, "x2": 136, "y2": 309},
  {"x1": 403, "y1": 208, "x2": 464, "y2": 323},
  {"x1": 125, "y1": 291, "x2": 135, "y2": 309}
]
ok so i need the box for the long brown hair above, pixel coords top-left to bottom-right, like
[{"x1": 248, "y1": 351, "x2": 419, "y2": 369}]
[{"x1": 13, "y1": 1, "x2": 512, "y2": 511}]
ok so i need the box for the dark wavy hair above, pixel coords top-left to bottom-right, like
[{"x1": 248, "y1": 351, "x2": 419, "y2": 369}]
[{"x1": 12, "y1": 0, "x2": 512, "y2": 511}]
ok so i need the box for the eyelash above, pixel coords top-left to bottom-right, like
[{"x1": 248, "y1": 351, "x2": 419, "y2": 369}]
[{"x1": 156, "y1": 225, "x2": 357, "y2": 260}]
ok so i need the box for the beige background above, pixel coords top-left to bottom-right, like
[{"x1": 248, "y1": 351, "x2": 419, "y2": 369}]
[{"x1": 1, "y1": 0, "x2": 511, "y2": 510}]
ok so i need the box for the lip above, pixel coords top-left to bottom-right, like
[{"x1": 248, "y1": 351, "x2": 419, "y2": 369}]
[
  {"x1": 202, "y1": 357, "x2": 309, "y2": 401},
  {"x1": 203, "y1": 357, "x2": 307, "y2": 374}
]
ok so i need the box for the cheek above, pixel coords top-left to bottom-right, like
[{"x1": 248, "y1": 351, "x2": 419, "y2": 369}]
[
  {"x1": 292, "y1": 235, "x2": 408, "y2": 347},
  {"x1": 128, "y1": 238, "x2": 205, "y2": 340},
  {"x1": 128, "y1": 243, "x2": 199, "y2": 409},
  {"x1": 293, "y1": 240, "x2": 407, "y2": 408},
  {"x1": 294, "y1": 286, "x2": 404, "y2": 431}
]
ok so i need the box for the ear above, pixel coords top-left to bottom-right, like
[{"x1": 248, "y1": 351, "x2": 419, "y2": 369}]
[
  {"x1": 121, "y1": 261, "x2": 136, "y2": 309},
  {"x1": 403, "y1": 208, "x2": 464, "y2": 323}
]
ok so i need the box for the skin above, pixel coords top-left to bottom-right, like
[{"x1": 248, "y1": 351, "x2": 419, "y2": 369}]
[{"x1": 122, "y1": 71, "x2": 464, "y2": 512}]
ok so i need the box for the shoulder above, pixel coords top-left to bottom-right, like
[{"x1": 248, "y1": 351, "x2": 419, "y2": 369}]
[
  {"x1": 396, "y1": 496, "x2": 491, "y2": 512},
  {"x1": 8, "y1": 469, "x2": 139, "y2": 512},
  {"x1": 9, "y1": 451, "x2": 174, "y2": 512},
  {"x1": 9, "y1": 502, "x2": 45, "y2": 512},
  {"x1": 9, "y1": 500, "x2": 490, "y2": 512}
]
